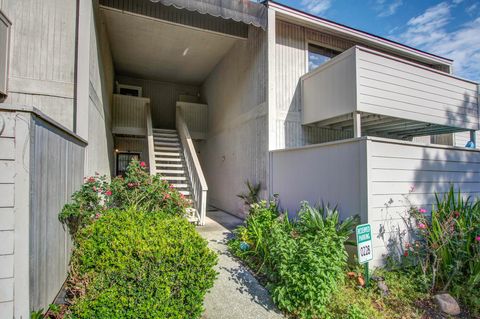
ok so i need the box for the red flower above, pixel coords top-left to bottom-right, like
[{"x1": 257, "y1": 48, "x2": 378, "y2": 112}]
[
  {"x1": 404, "y1": 251, "x2": 409, "y2": 257},
  {"x1": 140, "y1": 161, "x2": 146, "y2": 168},
  {"x1": 87, "y1": 177, "x2": 95, "y2": 183},
  {"x1": 128, "y1": 182, "x2": 134, "y2": 188},
  {"x1": 164, "y1": 194, "x2": 171, "y2": 200},
  {"x1": 105, "y1": 190, "x2": 112, "y2": 196}
]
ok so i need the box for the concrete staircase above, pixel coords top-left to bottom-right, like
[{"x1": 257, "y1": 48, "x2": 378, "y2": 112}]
[{"x1": 152, "y1": 128, "x2": 191, "y2": 198}]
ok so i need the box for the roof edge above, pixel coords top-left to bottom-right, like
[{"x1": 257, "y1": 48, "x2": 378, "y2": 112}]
[{"x1": 266, "y1": 0, "x2": 453, "y2": 66}]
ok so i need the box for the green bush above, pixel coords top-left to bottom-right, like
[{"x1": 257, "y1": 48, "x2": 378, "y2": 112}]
[
  {"x1": 67, "y1": 208, "x2": 217, "y2": 319},
  {"x1": 59, "y1": 160, "x2": 188, "y2": 238},
  {"x1": 229, "y1": 201, "x2": 358, "y2": 319},
  {"x1": 404, "y1": 186, "x2": 480, "y2": 314}
]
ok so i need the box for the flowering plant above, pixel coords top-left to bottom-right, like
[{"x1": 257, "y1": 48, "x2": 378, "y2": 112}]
[{"x1": 59, "y1": 159, "x2": 189, "y2": 238}]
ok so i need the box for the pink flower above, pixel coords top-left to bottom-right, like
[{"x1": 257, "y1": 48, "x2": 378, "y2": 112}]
[
  {"x1": 475, "y1": 236, "x2": 480, "y2": 242},
  {"x1": 169, "y1": 184, "x2": 175, "y2": 189},
  {"x1": 95, "y1": 213, "x2": 101, "y2": 219},
  {"x1": 140, "y1": 161, "x2": 146, "y2": 168},
  {"x1": 418, "y1": 223, "x2": 427, "y2": 230},
  {"x1": 105, "y1": 190, "x2": 112, "y2": 196},
  {"x1": 419, "y1": 208, "x2": 427, "y2": 214},
  {"x1": 87, "y1": 177, "x2": 95, "y2": 183},
  {"x1": 128, "y1": 182, "x2": 134, "y2": 188},
  {"x1": 164, "y1": 194, "x2": 171, "y2": 200},
  {"x1": 93, "y1": 186, "x2": 97, "y2": 192}
]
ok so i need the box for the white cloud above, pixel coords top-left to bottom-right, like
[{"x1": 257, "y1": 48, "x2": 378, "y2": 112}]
[
  {"x1": 392, "y1": 1, "x2": 480, "y2": 80},
  {"x1": 466, "y1": 3, "x2": 478, "y2": 15},
  {"x1": 300, "y1": 0, "x2": 332, "y2": 15},
  {"x1": 376, "y1": 0, "x2": 403, "y2": 17}
]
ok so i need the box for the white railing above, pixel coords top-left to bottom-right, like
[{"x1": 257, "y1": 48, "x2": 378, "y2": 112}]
[
  {"x1": 146, "y1": 103, "x2": 156, "y2": 175},
  {"x1": 176, "y1": 106, "x2": 208, "y2": 225}
]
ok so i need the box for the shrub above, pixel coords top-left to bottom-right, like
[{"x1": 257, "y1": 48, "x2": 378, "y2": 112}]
[
  {"x1": 229, "y1": 201, "x2": 358, "y2": 319},
  {"x1": 59, "y1": 160, "x2": 188, "y2": 238},
  {"x1": 404, "y1": 186, "x2": 480, "y2": 314},
  {"x1": 66, "y1": 208, "x2": 217, "y2": 319}
]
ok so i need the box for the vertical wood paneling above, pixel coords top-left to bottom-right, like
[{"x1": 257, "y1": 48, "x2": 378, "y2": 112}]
[
  {"x1": 201, "y1": 26, "x2": 268, "y2": 216},
  {"x1": 112, "y1": 94, "x2": 149, "y2": 135},
  {"x1": 116, "y1": 75, "x2": 200, "y2": 129},
  {"x1": 1, "y1": 0, "x2": 77, "y2": 129},
  {"x1": 29, "y1": 114, "x2": 85, "y2": 311},
  {"x1": 177, "y1": 102, "x2": 208, "y2": 139}
]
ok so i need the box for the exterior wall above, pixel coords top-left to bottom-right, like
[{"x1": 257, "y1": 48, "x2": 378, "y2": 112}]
[
  {"x1": 116, "y1": 75, "x2": 199, "y2": 130},
  {"x1": 0, "y1": 107, "x2": 85, "y2": 319},
  {"x1": 0, "y1": 0, "x2": 77, "y2": 129},
  {"x1": 201, "y1": 26, "x2": 268, "y2": 217},
  {"x1": 271, "y1": 137, "x2": 480, "y2": 266},
  {"x1": 270, "y1": 139, "x2": 368, "y2": 222},
  {"x1": 367, "y1": 138, "x2": 480, "y2": 266},
  {"x1": 85, "y1": 1, "x2": 115, "y2": 176},
  {"x1": 273, "y1": 19, "x2": 351, "y2": 149},
  {"x1": 112, "y1": 95, "x2": 149, "y2": 136}
]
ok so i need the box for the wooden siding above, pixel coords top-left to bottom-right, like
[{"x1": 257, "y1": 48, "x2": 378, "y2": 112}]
[
  {"x1": 29, "y1": 115, "x2": 85, "y2": 311},
  {"x1": 176, "y1": 102, "x2": 207, "y2": 139},
  {"x1": 112, "y1": 94, "x2": 149, "y2": 135},
  {"x1": 0, "y1": 111, "x2": 15, "y2": 318},
  {"x1": 99, "y1": 0, "x2": 248, "y2": 38},
  {"x1": 367, "y1": 138, "x2": 480, "y2": 265},
  {"x1": 201, "y1": 25, "x2": 268, "y2": 217},
  {"x1": 0, "y1": 107, "x2": 85, "y2": 318},
  {"x1": 114, "y1": 136, "x2": 149, "y2": 167},
  {"x1": 274, "y1": 20, "x2": 352, "y2": 149},
  {"x1": 356, "y1": 48, "x2": 479, "y2": 130},
  {"x1": 0, "y1": 0, "x2": 77, "y2": 129},
  {"x1": 116, "y1": 75, "x2": 200, "y2": 129}
]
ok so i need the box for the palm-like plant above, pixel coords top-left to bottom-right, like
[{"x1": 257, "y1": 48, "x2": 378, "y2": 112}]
[{"x1": 237, "y1": 181, "x2": 261, "y2": 206}]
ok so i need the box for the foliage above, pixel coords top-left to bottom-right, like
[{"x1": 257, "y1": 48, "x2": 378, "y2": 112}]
[
  {"x1": 229, "y1": 201, "x2": 359, "y2": 319},
  {"x1": 237, "y1": 181, "x2": 262, "y2": 206},
  {"x1": 31, "y1": 309, "x2": 44, "y2": 319},
  {"x1": 59, "y1": 160, "x2": 189, "y2": 238},
  {"x1": 66, "y1": 208, "x2": 217, "y2": 319},
  {"x1": 402, "y1": 186, "x2": 480, "y2": 314}
]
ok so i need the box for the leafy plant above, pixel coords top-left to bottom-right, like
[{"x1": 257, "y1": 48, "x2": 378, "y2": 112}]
[
  {"x1": 402, "y1": 186, "x2": 480, "y2": 314},
  {"x1": 31, "y1": 309, "x2": 44, "y2": 319},
  {"x1": 237, "y1": 181, "x2": 261, "y2": 206},
  {"x1": 59, "y1": 159, "x2": 189, "y2": 238},
  {"x1": 229, "y1": 200, "x2": 358, "y2": 319},
  {"x1": 66, "y1": 207, "x2": 217, "y2": 319}
]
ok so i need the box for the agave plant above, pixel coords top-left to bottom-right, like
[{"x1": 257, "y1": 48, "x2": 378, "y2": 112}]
[{"x1": 237, "y1": 181, "x2": 261, "y2": 206}]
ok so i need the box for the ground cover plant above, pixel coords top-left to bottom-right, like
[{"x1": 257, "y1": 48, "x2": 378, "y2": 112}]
[{"x1": 50, "y1": 160, "x2": 217, "y2": 319}]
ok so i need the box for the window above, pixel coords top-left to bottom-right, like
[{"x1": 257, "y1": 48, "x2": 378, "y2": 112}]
[
  {"x1": 116, "y1": 153, "x2": 140, "y2": 176},
  {"x1": 0, "y1": 10, "x2": 11, "y2": 96},
  {"x1": 308, "y1": 44, "x2": 341, "y2": 72},
  {"x1": 116, "y1": 83, "x2": 142, "y2": 97}
]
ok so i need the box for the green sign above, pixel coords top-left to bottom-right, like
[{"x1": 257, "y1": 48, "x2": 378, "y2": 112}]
[{"x1": 356, "y1": 224, "x2": 373, "y2": 264}]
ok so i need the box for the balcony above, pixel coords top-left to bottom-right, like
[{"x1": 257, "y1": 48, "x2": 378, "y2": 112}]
[{"x1": 301, "y1": 46, "x2": 479, "y2": 139}]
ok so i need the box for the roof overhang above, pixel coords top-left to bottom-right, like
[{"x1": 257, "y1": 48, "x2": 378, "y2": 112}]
[
  {"x1": 266, "y1": 0, "x2": 453, "y2": 69},
  {"x1": 149, "y1": 0, "x2": 267, "y2": 29}
]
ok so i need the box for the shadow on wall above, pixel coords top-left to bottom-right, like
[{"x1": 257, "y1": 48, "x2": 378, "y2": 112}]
[{"x1": 376, "y1": 92, "x2": 480, "y2": 262}]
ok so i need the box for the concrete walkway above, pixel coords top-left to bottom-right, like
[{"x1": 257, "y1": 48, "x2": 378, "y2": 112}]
[{"x1": 197, "y1": 210, "x2": 285, "y2": 319}]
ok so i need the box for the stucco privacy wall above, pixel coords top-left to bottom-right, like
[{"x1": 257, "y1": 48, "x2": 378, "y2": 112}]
[
  {"x1": 271, "y1": 137, "x2": 480, "y2": 266},
  {"x1": 0, "y1": 0, "x2": 77, "y2": 129},
  {"x1": 116, "y1": 75, "x2": 200, "y2": 130},
  {"x1": 0, "y1": 107, "x2": 85, "y2": 319},
  {"x1": 201, "y1": 26, "x2": 268, "y2": 217},
  {"x1": 86, "y1": 1, "x2": 115, "y2": 176}
]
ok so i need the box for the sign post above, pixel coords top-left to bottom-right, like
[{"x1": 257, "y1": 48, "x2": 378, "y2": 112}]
[{"x1": 356, "y1": 223, "x2": 373, "y2": 287}]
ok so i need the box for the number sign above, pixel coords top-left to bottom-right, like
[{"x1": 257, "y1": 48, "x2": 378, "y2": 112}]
[{"x1": 356, "y1": 224, "x2": 373, "y2": 264}]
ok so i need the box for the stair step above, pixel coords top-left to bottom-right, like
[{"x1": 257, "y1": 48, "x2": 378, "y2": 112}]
[
  {"x1": 156, "y1": 163, "x2": 183, "y2": 168},
  {"x1": 161, "y1": 176, "x2": 187, "y2": 181},
  {"x1": 153, "y1": 128, "x2": 176, "y2": 133},
  {"x1": 179, "y1": 190, "x2": 191, "y2": 196},
  {"x1": 155, "y1": 146, "x2": 181, "y2": 152},
  {"x1": 154, "y1": 137, "x2": 179, "y2": 142},
  {"x1": 171, "y1": 183, "x2": 188, "y2": 188},
  {"x1": 155, "y1": 157, "x2": 181, "y2": 162},
  {"x1": 154, "y1": 141, "x2": 180, "y2": 147},
  {"x1": 153, "y1": 132, "x2": 178, "y2": 137},
  {"x1": 157, "y1": 169, "x2": 185, "y2": 174},
  {"x1": 154, "y1": 152, "x2": 181, "y2": 157}
]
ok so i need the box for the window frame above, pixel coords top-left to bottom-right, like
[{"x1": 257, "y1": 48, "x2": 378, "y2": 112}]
[
  {"x1": 116, "y1": 83, "x2": 143, "y2": 97},
  {"x1": 0, "y1": 10, "x2": 12, "y2": 96},
  {"x1": 305, "y1": 40, "x2": 343, "y2": 73},
  {"x1": 115, "y1": 152, "x2": 141, "y2": 177}
]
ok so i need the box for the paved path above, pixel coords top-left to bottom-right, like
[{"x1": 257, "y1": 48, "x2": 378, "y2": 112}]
[{"x1": 197, "y1": 210, "x2": 285, "y2": 319}]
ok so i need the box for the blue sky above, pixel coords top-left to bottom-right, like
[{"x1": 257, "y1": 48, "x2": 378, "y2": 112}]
[{"x1": 276, "y1": 0, "x2": 480, "y2": 81}]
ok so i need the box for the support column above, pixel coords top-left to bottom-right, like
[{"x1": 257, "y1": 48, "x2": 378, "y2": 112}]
[
  {"x1": 470, "y1": 130, "x2": 477, "y2": 148},
  {"x1": 353, "y1": 111, "x2": 362, "y2": 138}
]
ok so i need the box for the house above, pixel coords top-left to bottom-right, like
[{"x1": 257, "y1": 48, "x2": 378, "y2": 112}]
[{"x1": 0, "y1": 0, "x2": 478, "y2": 317}]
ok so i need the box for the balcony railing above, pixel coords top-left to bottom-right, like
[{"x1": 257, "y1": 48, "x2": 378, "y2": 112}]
[{"x1": 301, "y1": 46, "x2": 479, "y2": 138}]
